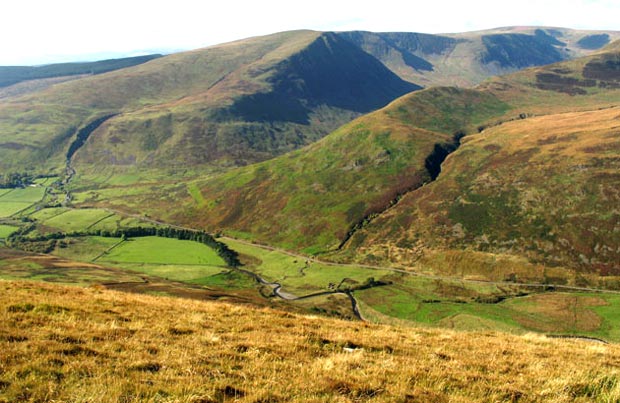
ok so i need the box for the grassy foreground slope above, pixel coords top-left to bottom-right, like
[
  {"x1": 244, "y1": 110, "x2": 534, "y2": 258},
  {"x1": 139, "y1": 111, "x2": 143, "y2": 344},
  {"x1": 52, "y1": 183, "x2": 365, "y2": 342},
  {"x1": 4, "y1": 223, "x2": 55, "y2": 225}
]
[
  {"x1": 3, "y1": 281, "x2": 620, "y2": 403},
  {"x1": 0, "y1": 31, "x2": 417, "y2": 172}
]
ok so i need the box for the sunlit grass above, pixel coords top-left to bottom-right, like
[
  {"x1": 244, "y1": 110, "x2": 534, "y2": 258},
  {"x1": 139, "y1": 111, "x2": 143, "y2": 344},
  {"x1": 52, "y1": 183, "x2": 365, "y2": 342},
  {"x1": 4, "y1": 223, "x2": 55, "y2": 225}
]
[
  {"x1": 99, "y1": 236, "x2": 226, "y2": 266},
  {"x1": 2, "y1": 281, "x2": 620, "y2": 403}
]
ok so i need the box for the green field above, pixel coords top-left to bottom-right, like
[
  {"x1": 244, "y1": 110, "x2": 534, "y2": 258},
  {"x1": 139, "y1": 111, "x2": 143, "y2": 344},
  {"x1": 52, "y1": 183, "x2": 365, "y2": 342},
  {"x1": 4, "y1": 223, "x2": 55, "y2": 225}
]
[
  {"x1": 28, "y1": 207, "x2": 155, "y2": 233},
  {"x1": 0, "y1": 202, "x2": 32, "y2": 218},
  {"x1": 592, "y1": 294, "x2": 620, "y2": 340},
  {"x1": 356, "y1": 281, "x2": 620, "y2": 341},
  {"x1": 52, "y1": 236, "x2": 244, "y2": 288},
  {"x1": 99, "y1": 236, "x2": 226, "y2": 266},
  {"x1": 53, "y1": 236, "x2": 123, "y2": 262},
  {"x1": 0, "y1": 224, "x2": 18, "y2": 239},
  {"x1": 28, "y1": 207, "x2": 69, "y2": 221},
  {"x1": 89, "y1": 215, "x2": 157, "y2": 232},
  {"x1": 33, "y1": 177, "x2": 58, "y2": 186},
  {"x1": 37, "y1": 208, "x2": 115, "y2": 232},
  {"x1": 357, "y1": 281, "x2": 522, "y2": 329},
  {"x1": 0, "y1": 186, "x2": 45, "y2": 202},
  {"x1": 0, "y1": 187, "x2": 46, "y2": 218}
]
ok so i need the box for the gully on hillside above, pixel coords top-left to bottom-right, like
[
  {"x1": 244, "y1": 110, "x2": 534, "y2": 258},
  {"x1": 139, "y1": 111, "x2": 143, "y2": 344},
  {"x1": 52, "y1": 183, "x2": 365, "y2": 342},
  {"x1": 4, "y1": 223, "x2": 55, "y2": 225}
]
[
  {"x1": 63, "y1": 114, "x2": 117, "y2": 185},
  {"x1": 60, "y1": 114, "x2": 117, "y2": 206},
  {"x1": 338, "y1": 131, "x2": 465, "y2": 250}
]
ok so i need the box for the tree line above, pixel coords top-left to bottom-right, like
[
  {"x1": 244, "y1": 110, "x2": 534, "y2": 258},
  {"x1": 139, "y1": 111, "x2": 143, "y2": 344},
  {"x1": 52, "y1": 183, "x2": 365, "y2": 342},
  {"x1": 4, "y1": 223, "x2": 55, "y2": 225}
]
[
  {"x1": 0, "y1": 173, "x2": 33, "y2": 188},
  {"x1": 0, "y1": 173, "x2": 58, "y2": 189},
  {"x1": 8, "y1": 225, "x2": 240, "y2": 267}
]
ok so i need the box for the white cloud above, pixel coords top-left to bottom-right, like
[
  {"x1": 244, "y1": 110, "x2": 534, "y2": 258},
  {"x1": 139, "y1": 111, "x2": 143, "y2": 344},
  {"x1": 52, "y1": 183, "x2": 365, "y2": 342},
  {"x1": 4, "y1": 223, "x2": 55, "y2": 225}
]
[{"x1": 0, "y1": 0, "x2": 618, "y2": 65}]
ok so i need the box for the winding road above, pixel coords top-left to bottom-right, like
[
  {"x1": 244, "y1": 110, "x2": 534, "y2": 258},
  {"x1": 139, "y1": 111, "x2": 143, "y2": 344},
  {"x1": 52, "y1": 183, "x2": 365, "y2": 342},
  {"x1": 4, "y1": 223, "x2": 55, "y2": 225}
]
[
  {"x1": 80, "y1": 206, "x2": 620, "y2": 324},
  {"x1": 234, "y1": 266, "x2": 366, "y2": 320},
  {"x1": 53, "y1": 203, "x2": 620, "y2": 328}
]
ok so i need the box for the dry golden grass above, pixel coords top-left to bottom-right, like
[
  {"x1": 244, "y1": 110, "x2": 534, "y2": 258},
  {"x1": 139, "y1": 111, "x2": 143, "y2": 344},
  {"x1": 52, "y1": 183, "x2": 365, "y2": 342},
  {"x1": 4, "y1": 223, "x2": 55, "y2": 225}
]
[
  {"x1": 511, "y1": 294, "x2": 606, "y2": 333},
  {"x1": 2, "y1": 281, "x2": 620, "y2": 403}
]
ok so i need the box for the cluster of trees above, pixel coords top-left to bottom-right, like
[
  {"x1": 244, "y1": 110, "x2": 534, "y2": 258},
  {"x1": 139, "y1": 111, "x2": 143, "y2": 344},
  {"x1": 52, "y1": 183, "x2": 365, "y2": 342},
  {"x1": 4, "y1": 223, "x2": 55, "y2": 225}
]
[
  {"x1": 0, "y1": 173, "x2": 58, "y2": 189},
  {"x1": 0, "y1": 173, "x2": 32, "y2": 189},
  {"x1": 8, "y1": 225, "x2": 240, "y2": 267}
]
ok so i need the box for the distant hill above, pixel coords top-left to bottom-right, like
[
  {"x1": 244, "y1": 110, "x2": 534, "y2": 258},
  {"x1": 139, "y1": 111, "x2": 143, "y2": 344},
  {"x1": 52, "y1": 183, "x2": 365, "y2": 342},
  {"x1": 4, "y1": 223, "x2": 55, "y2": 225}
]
[
  {"x1": 0, "y1": 54, "x2": 162, "y2": 88},
  {"x1": 0, "y1": 30, "x2": 417, "y2": 172},
  {"x1": 338, "y1": 27, "x2": 620, "y2": 87}
]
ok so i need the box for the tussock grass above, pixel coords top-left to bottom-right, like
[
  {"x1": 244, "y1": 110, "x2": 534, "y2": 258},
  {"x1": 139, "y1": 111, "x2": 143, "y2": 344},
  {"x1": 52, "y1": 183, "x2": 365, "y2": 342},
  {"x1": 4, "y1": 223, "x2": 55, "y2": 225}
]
[{"x1": 2, "y1": 280, "x2": 620, "y2": 402}]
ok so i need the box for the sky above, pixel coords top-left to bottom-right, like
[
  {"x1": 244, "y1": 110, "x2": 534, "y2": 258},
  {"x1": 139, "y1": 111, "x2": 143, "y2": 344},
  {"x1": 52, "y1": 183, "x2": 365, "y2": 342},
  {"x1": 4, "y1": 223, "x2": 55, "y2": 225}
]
[{"x1": 1, "y1": 0, "x2": 618, "y2": 65}]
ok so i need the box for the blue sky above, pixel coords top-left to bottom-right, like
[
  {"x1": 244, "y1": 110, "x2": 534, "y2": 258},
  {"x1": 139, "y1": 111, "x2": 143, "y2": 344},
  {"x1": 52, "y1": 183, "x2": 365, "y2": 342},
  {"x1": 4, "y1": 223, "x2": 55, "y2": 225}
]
[{"x1": 1, "y1": 0, "x2": 618, "y2": 65}]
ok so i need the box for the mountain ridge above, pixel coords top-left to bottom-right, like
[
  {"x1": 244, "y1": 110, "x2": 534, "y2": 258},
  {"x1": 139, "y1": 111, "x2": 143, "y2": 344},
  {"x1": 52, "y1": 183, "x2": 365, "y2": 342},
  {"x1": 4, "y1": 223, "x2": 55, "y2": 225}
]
[
  {"x1": 338, "y1": 27, "x2": 620, "y2": 87},
  {"x1": 1, "y1": 27, "x2": 618, "y2": 174}
]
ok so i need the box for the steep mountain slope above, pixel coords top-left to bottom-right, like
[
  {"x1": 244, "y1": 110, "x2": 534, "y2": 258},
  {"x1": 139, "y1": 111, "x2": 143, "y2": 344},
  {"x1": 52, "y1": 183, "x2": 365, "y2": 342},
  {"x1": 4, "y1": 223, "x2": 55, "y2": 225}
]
[
  {"x1": 0, "y1": 30, "x2": 417, "y2": 172},
  {"x1": 136, "y1": 41, "x2": 620, "y2": 275},
  {"x1": 338, "y1": 27, "x2": 620, "y2": 87},
  {"x1": 354, "y1": 106, "x2": 620, "y2": 272},
  {"x1": 171, "y1": 88, "x2": 508, "y2": 253}
]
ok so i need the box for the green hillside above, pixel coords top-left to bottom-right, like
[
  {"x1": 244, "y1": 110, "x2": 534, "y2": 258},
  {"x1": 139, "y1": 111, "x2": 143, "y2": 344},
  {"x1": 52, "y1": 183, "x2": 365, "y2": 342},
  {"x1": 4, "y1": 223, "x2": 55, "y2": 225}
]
[
  {"x1": 0, "y1": 31, "x2": 417, "y2": 173},
  {"x1": 346, "y1": 44, "x2": 620, "y2": 275},
  {"x1": 169, "y1": 88, "x2": 508, "y2": 253}
]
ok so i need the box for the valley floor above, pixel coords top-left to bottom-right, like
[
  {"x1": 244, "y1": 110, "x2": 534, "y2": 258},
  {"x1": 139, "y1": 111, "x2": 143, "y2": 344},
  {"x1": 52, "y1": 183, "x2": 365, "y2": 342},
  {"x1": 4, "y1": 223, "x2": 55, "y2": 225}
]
[{"x1": 3, "y1": 181, "x2": 620, "y2": 342}]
